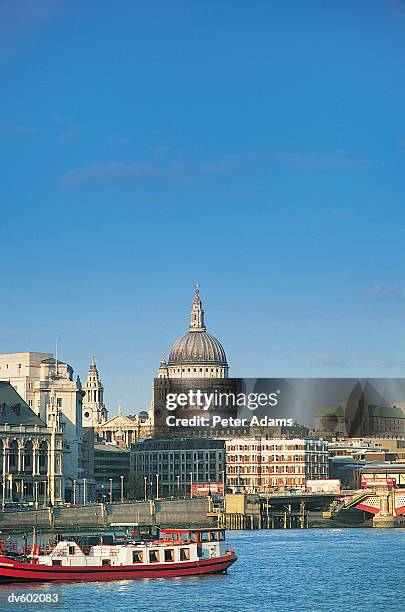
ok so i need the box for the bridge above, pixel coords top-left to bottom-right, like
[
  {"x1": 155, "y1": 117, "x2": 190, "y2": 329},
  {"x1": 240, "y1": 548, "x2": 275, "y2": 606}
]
[
  {"x1": 330, "y1": 487, "x2": 405, "y2": 527},
  {"x1": 215, "y1": 489, "x2": 405, "y2": 528}
]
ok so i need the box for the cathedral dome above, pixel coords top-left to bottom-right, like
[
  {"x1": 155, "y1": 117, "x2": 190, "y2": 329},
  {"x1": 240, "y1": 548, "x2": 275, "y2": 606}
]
[
  {"x1": 168, "y1": 330, "x2": 227, "y2": 366},
  {"x1": 166, "y1": 283, "x2": 228, "y2": 370}
]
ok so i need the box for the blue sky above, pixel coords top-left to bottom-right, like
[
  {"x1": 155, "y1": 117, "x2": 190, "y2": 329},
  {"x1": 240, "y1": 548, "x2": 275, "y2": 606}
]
[{"x1": 1, "y1": 0, "x2": 405, "y2": 413}]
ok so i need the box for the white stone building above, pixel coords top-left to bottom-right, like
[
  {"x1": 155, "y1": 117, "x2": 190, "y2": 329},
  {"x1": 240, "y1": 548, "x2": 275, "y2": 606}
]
[
  {"x1": 95, "y1": 408, "x2": 152, "y2": 448},
  {"x1": 0, "y1": 381, "x2": 63, "y2": 505},
  {"x1": 158, "y1": 282, "x2": 229, "y2": 380},
  {"x1": 82, "y1": 355, "x2": 108, "y2": 428},
  {"x1": 0, "y1": 352, "x2": 85, "y2": 501},
  {"x1": 150, "y1": 284, "x2": 232, "y2": 435}
]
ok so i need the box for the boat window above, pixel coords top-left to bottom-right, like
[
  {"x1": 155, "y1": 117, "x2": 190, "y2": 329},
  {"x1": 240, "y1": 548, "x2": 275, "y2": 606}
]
[
  {"x1": 164, "y1": 549, "x2": 175, "y2": 562},
  {"x1": 180, "y1": 548, "x2": 190, "y2": 561},
  {"x1": 149, "y1": 550, "x2": 160, "y2": 563},
  {"x1": 102, "y1": 559, "x2": 111, "y2": 566},
  {"x1": 52, "y1": 559, "x2": 62, "y2": 566},
  {"x1": 132, "y1": 550, "x2": 143, "y2": 563},
  {"x1": 68, "y1": 546, "x2": 75, "y2": 556}
]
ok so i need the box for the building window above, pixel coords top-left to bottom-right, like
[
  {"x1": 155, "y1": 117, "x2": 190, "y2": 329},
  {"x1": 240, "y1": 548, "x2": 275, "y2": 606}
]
[{"x1": 57, "y1": 398, "x2": 62, "y2": 408}]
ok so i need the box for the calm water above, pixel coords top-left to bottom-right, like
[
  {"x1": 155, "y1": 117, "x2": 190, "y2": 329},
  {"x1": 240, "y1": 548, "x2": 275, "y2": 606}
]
[{"x1": 0, "y1": 529, "x2": 404, "y2": 612}]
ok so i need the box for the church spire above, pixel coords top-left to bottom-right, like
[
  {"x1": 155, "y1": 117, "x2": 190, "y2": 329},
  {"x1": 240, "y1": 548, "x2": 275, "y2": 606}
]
[
  {"x1": 82, "y1": 354, "x2": 108, "y2": 427},
  {"x1": 189, "y1": 281, "x2": 205, "y2": 330}
]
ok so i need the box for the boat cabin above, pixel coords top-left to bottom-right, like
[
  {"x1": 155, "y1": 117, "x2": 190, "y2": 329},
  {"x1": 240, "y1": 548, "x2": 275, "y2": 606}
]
[
  {"x1": 159, "y1": 528, "x2": 226, "y2": 544},
  {"x1": 158, "y1": 529, "x2": 227, "y2": 561},
  {"x1": 34, "y1": 528, "x2": 229, "y2": 568}
]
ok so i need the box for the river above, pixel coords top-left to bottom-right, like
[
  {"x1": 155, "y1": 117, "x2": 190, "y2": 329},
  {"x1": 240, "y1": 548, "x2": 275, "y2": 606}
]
[{"x1": 0, "y1": 529, "x2": 404, "y2": 611}]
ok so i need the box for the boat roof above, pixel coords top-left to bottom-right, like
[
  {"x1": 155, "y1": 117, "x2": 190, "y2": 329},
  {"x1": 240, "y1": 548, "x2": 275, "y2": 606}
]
[{"x1": 160, "y1": 528, "x2": 224, "y2": 534}]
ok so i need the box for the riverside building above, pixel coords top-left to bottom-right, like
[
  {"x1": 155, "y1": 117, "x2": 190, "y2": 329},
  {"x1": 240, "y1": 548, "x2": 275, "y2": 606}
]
[
  {"x1": 94, "y1": 443, "x2": 130, "y2": 501},
  {"x1": 130, "y1": 438, "x2": 225, "y2": 498},
  {"x1": 0, "y1": 352, "x2": 86, "y2": 502},
  {"x1": 0, "y1": 382, "x2": 63, "y2": 505},
  {"x1": 226, "y1": 438, "x2": 329, "y2": 493}
]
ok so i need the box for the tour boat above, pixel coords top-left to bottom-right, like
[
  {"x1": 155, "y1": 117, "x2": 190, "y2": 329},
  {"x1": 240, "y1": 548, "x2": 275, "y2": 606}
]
[{"x1": 0, "y1": 528, "x2": 237, "y2": 582}]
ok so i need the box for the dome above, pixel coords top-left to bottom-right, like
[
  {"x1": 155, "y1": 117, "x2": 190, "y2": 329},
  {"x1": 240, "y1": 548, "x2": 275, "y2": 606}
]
[{"x1": 168, "y1": 330, "x2": 227, "y2": 366}]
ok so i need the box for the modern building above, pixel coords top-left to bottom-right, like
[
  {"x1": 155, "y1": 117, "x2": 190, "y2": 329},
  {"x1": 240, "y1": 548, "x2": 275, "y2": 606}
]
[
  {"x1": 0, "y1": 352, "x2": 86, "y2": 501},
  {"x1": 93, "y1": 443, "x2": 130, "y2": 501},
  {"x1": 82, "y1": 355, "x2": 108, "y2": 428},
  {"x1": 360, "y1": 463, "x2": 405, "y2": 489},
  {"x1": 327, "y1": 440, "x2": 395, "y2": 461},
  {"x1": 130, "y1": 438, "x2": 225, "y2": 498},
  {"x1": 327, "y1": 438, "x2": 405, "y2": 488},
  {"x1": 0, "y1": 382, "x2": 63, "y2": 505},
  {"x1": 226, "y1": 438, "x2": 329, "y2": 493}
]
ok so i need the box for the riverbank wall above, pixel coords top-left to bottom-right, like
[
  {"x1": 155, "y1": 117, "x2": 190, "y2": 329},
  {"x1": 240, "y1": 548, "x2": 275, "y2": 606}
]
[{"x1": 0, "y1": 498, "x2": 211, "y2": 534}]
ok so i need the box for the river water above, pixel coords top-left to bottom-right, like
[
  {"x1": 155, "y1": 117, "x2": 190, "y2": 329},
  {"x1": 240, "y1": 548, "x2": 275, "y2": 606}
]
[{"x1": 0, "y1": 529, "x2": 404, "y2": 611}]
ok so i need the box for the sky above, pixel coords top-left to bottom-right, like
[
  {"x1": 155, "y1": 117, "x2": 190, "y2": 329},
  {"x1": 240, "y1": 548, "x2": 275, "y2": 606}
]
[{"x1": 1, "y1": 0, "x2": 405, "y2": 414}]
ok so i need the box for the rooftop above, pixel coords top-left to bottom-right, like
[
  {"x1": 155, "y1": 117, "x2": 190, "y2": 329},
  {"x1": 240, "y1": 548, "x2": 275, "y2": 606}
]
[
  {"x1": 94, "y1": 443, "x2": 130, "y2": 454},
  {"x1": 0, "y1": 382, "x2": 46, "y2": 427},
  {"x1": 132, "y1": 437, "x2": 225, "y2": 451}
]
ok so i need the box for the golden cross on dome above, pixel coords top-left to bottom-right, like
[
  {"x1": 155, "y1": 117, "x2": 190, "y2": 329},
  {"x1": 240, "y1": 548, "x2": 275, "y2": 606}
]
[{"x1": 195, "y1": 281, "x2": 200, "y2": 298}]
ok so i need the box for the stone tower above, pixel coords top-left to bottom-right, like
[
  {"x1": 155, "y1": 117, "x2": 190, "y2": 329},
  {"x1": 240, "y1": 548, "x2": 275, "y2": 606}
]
[{"x1": 82, "y1": 354, "x2": 108, "y2": 427}]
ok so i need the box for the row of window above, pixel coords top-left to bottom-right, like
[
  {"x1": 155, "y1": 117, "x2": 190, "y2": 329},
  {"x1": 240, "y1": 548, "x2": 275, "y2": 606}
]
[
  {"x1": 227, "y1": 465, "x2": 309, "y2": 475},
  {"x1": 227, "y1": 455, "x2": 308, "y2": 462},
  {"x1": 227, "y1": 444, "x2": 309, "y2": 451},
  {"x1": 138, "y1": 452, "x2": 223, "y2": 459},
  {"x1": 169, "y1": 367, "x2": 223, "y2": 373},
  {"x1": 227, "y1": 477, "x2": 306, "y2": 486},
  {"x1": 132, "y1": 548, "x2": 190, "y2": 564}
]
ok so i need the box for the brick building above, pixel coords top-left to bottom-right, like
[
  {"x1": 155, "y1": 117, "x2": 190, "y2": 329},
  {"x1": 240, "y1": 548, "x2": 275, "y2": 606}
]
[{"x1": 226, "y1": 438, "x2": 328, "y2": 492}]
